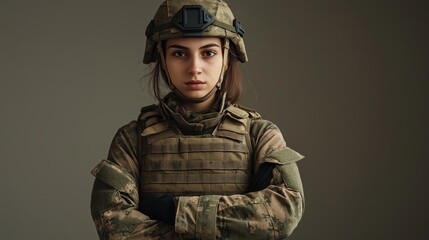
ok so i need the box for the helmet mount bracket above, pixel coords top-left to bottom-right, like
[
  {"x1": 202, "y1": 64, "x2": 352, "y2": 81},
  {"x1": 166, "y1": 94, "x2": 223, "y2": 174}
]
[{"x1": 172, "y1": 5, "x2": 214, "y2": 36}]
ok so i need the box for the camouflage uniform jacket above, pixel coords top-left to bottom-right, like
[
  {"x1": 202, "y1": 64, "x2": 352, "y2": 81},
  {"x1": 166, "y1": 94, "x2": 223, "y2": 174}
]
[{"x1": 91, "y1": 95, "x2": 305, "y2": 240}]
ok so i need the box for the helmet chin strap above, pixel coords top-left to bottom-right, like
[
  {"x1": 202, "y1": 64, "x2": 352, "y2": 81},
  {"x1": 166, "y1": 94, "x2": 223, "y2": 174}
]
[{"x1": 157, "y1": 40, "x2": 230, "y2": 104}]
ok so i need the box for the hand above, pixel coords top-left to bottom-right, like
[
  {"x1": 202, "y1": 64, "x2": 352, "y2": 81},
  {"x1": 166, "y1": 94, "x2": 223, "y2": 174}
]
[
  {"x1": 140, "y1": 193, "x2": 176, "y2": 225},
  {"x1": 247, "y1": 163, "x2": 276, "y2": 192}
]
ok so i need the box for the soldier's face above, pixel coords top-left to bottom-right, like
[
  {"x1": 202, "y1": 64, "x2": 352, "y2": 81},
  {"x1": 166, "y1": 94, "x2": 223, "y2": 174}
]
[{"x1": 165, "y1": 37, "x2": 223, "y2": 104}]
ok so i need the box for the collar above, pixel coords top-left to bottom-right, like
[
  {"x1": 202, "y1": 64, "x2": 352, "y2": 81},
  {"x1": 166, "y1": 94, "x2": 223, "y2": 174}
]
[{"x1": 160, "y1": 92, "x2": 228, "y2": 134}]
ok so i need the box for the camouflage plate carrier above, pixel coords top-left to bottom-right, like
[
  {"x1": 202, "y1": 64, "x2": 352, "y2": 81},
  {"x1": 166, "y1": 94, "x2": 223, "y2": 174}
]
[{"x1": 138, "y1": 103, "x2": 261, "y2": 199}]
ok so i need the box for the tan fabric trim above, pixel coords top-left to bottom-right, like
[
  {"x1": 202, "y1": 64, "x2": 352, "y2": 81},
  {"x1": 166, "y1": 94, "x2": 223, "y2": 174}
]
[{"x1": 141, "y1": 122, "x2": 169, "y2": 136}]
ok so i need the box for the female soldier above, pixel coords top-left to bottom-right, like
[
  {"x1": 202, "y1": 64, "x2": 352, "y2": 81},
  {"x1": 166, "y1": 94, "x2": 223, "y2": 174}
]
[{"x1": 90, "y1": 0, "x2": 304, "y2": 239}]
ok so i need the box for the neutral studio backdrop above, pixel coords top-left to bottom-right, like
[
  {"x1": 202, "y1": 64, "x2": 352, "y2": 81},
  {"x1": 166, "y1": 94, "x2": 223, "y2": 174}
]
[{"x1": 1, "y1": 0, "x2": 427, "y2": 239}]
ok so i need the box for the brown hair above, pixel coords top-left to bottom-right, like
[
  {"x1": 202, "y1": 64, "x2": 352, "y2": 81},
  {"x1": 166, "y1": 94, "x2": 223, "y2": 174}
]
[{"x1": 149, "y1": 40, "x2": 243, "y2": 105}]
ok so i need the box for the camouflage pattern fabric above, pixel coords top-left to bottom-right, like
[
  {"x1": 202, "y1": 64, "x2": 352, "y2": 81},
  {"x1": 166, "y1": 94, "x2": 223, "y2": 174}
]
[
  {"x1": 144, "y1": 0, "x2": 247, "y2": 64},
  {"x1": 91, "y1": 95, "x2": 305, "y2": 239}
]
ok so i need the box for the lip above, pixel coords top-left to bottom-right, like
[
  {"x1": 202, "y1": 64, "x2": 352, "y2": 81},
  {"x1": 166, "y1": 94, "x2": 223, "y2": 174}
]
[
  {"x1": 185, "y1": 80, "x2": 205, "y2": 84},
  {"x1": 185, "y1": 80, "x2": 205, "y2": 90}
]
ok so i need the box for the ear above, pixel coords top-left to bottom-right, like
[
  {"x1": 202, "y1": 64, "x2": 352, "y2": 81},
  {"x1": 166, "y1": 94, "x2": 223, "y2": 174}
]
[{"x1": 223, "y1": 61, "x2": 228, "y2": 71}]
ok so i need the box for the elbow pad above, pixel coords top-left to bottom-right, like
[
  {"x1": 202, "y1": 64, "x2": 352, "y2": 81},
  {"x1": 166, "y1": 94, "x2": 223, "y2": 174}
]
[
  {"x1": 90, "y1": 160, "x2": 139, "y2": 218},
  {"x1": 266, "y1": 147, "x2": 304, "y2": 194}
]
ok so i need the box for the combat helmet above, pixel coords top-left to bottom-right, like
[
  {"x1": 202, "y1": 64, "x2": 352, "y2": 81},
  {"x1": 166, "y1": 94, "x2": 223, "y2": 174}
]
[{"x1": 143, "y1": 0, "x2": 247, "y2": 103}]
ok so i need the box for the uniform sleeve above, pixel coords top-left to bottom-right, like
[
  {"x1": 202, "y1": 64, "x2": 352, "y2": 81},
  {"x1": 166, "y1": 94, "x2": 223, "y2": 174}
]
[
  {"x1": 90, "y1": 122, "x2": 179, "y2": 240},
  {"x1": 174, "y1": 120, "x2": 305, "y2": 239}
]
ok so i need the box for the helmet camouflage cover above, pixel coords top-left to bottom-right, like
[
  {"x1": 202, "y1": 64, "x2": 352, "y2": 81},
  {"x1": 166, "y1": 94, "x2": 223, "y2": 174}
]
[{"x1": 143, "y1": 0, "x2": 247, "y2": 64}]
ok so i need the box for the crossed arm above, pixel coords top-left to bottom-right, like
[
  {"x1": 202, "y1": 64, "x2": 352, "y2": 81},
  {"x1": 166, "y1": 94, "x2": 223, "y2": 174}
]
[{"x1": 90, "y1": 120, "x2": 304, "y2": 240}]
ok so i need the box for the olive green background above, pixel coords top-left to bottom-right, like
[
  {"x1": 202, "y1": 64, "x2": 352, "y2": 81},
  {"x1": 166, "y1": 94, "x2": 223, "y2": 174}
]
[{"x1": 1, "y1": 0, "x2": 427, "y2": 239}]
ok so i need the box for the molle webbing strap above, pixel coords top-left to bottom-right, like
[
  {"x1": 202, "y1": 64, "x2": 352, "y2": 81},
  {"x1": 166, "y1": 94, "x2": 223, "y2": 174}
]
[
  {"x1": 147, "y1": 139, "x2": 248, "y2": 154},
  {"x1": 142, "y1": 158, "x2": 250, "y2": 171},
  {"x1": 140, "y1": 138, "x2": 250, "y2": 196},
  {"x1": 141, "y1": 171, "x2": 249, "y2": 184},
  {"x1": 141, "y1": 183, "x2": 248, "y2": 197}
]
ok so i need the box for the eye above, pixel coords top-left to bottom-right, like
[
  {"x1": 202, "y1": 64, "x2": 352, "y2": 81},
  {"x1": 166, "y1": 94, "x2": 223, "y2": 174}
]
[
  {"x1": 203, "y1": 50, "x2": 217, "y2": 57},
  {"x1": 172, "y1": 50, "x2": 187, "y2": 57}
]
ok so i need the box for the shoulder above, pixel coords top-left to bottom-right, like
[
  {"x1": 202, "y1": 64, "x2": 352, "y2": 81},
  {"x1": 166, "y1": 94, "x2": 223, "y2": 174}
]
[
  {"x1": 251, "y1": 118, "x2": 280, "y2": 133},
  {"x1": 111, "y1": 121, "x2": 139, "y2": 148},
  {"x1": 230, "y1": 104, "x2": 280, "y2": 131},
  {"x1": 112, "y1": 104, "x2": 159, "y2": 142},
  {"x1": 227, "y1": 104, "x2": 283, "y2": 140}
]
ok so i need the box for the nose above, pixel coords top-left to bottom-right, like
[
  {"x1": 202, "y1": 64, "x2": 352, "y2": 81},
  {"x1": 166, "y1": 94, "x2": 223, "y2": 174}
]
[{"x1": 188, "y1": 54, "x2": 202, "y2": 75}]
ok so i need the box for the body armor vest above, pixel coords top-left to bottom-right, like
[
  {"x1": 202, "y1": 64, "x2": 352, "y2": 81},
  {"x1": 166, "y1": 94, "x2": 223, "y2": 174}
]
[{"x1": 138, "y1": 104, "x2": 259, "y2": 198}]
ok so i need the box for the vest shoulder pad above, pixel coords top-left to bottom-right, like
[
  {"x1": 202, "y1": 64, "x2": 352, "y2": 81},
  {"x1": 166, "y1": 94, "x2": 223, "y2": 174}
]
[
  {"x1": 138, "y1": 104, "x2": 158, "y2": 122},
  {"x1": 138, "y1": 104, "x2": 173, "y2": 139},
  {"x1": 216, "y1": 105, "x2": 253, "y2": 141},
  {"x1": 227, "y1": 104, "x2": 262, "y2": 120}
]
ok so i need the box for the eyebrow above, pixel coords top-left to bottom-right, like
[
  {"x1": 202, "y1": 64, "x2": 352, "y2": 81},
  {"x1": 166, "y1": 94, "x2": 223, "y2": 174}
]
[{"x1": 167, "y1": 43, "x2": 221, "y2": 50}]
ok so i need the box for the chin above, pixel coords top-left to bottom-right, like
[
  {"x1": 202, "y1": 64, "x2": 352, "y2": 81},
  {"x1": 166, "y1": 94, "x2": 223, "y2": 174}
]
[{"x1": 185, "y1": 92, "x2": 208, "y2": 100}]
